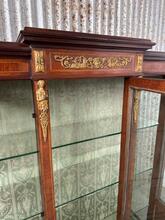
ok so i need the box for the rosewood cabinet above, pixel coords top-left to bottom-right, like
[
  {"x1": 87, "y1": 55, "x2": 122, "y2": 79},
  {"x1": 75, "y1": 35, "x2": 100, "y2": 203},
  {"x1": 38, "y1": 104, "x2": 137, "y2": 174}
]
[{"x1": 0, "y1": 27, "x2": 165, "y2": 220}]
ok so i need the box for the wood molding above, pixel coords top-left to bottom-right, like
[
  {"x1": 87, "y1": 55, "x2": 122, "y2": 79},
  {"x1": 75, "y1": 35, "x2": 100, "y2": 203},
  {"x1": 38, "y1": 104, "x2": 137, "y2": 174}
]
[
  {"x1": 117, "y1": 79, "x2": 141, "y2": 220},
  {"x1": 143, "y1": 51, "x2": 165, "y2": 75},
  {"x1": 117, "y1": 78, "x2": 133, "y2": 220},
  {"x1": 0, "y1": 42, "x2": 31, "y2": 57},
  {"x1": 147, "y1": 96, "x2": 165, "y2": 219},
  {"x1": 17, "y1": 27, "x2": 155, "y2": 51},
  {"x1": 33, "y1": 80, "x2": 56, "y2": 220}
]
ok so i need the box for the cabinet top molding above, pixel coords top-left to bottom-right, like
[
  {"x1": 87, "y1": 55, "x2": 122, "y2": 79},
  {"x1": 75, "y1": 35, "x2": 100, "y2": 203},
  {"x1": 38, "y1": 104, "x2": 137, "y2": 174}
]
[
  {"x1": 0, "y1": 42, "x2": 30, "y2": 57},
  {"x1": 144, "y1": 51, "x2": 165, "y2": 61},
  {"x1": 0, "y1": 27, "x2": 165, "y2": 79},
  {"x1": 17, "y1": 27, "x2": 155, "y2": 51}
]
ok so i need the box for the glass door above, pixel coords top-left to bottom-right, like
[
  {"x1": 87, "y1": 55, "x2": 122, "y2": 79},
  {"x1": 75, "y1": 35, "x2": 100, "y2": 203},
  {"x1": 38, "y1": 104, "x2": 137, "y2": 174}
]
[
  {"x1": 49, "y1": 78, "x2": 124, "y2": 220},
  {"x1": 0, "y1": 81, "x2": 43, "y2": 220},
  {"x1": 117, "y1": 77, "x2": 165, "y2": 220}
]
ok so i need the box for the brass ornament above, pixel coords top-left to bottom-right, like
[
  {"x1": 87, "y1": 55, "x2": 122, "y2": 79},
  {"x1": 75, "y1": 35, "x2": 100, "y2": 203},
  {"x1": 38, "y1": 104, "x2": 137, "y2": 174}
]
[
  {"x1": 54, "y1": 55, "x2": 132, "y2": 69},
  {"x1": 133, "y1": 90, "x2": 141, "y2": 124},
  {"x1": 36, "y1": 80, "x2": 49, "y2": 142},
  {"x1": 34, "y1": 50, "x2": 45, "y2": 72},
  {"x1": 135, "y1": 54, "x2": 143, "y2": 72}
]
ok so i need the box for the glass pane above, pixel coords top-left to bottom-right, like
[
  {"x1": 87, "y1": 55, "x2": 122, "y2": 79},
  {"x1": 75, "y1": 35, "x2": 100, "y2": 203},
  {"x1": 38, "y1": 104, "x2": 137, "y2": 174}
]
[
  {"x1": 53, "y1": 134, "x2": 120, "y2": 206},
  {"x1": 131, "y1": 169, "x2": 152, "y2": 218},
  {"x1": 130, "y1": 90, "x2": 161, "y2": 219},
  {"x1": 0, "y1": 81, "x2": 37, "y2": 159},
  {"x1": 49, "y1": 78, "x2": 124, "y2": 219},
  {"x1": 56, "y1": 183, "x2": 118, "y2": 220},
  {"x1": 135, "y1": 126, "x2": 158, "y2": 174},
  {"x1": 0, "y1": 81, "x2": 42, "y2": 219},
  {"x1": 49, "y1": 78, "x2": 124, "y2": 147},
  {"x1": 0, "y1": 154, "x2": 42, "y2": 220}
]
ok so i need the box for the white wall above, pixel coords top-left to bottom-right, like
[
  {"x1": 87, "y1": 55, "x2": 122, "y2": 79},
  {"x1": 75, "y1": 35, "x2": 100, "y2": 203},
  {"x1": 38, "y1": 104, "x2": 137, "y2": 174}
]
[{"x1": 0, "y1": 0, "x2": 165, "y2": 51}]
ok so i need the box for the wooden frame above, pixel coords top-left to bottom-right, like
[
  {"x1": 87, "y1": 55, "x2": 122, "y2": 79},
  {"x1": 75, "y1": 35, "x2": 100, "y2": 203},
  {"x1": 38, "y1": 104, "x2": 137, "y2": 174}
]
[
  {"x1": 0, "y1": 27, "x2": 165, "y2": 220},
  {"x1": 147, "y1": 95, "x2": 165, "y2": 219},
  {"x1": 117, "y1": 77, "x2": 165, "y2": 220},
  {"x1": 33, "y1": 80, "x2": 56, "y2": 220},
  {"x1": 143, "y1": 51, "x2": 165, "y2": 76}
]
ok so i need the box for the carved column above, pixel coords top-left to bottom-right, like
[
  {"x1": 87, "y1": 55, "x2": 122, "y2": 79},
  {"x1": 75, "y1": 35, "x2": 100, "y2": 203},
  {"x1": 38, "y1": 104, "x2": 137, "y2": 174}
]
[{"x1": 33, "y1": 79, "x2": 56, "y2": 220}]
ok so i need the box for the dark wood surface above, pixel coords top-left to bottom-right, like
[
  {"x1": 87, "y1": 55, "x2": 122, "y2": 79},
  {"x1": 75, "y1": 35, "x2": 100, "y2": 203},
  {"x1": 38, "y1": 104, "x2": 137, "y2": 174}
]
[
  {"x1": 117, "y1": 78, "x2": 141, "y2": 220},
  {"x1": 128, "y1": 77, "x2": 165, "y2": 93},
  {"x1": 0, "y1": 57, "x2": 30, "y2": 79},
  {"x1": 33, "y1": 80, "x2": 56, "y2": 220},
  {"x1": 144, "y1": 51, "x2": 165, "y2": 61},
  {"x1": 0, "y1": 42, "x2": 31, "y2": 79},
  {"x1": 147, "y1": 95, "x2": 165, "y2": 219},
  {"x1": 0, "y1": 42, "x2": 31, "y2": 57},
  {"x1": 117, "y1": 78, "x2": 133, "y2": 220},
  {"x1": 117, "y1": 77, "x2": 165, "y2": 220},
  {"x1": 17, "y1": 27, "x2": 155, "y2": 51},
  {"x1": 143, "y1": 51, "x2": 165, "y2": 75},
  {"x1": 31, "y1": 49, "x2": 143, "y2": 79},
  {"x1": 143, "y1": 61, "x2": 165, "y2": 75},
  {"x1": 1, "y1": 27, "x2": 165, "y2": 80}
]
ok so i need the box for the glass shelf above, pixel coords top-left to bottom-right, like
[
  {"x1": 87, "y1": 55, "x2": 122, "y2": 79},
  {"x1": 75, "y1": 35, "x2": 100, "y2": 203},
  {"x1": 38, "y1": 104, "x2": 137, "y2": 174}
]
[
  {"x1": 137, "y1": 124, "x2": 158, "y2": 130},
  {"x1": 0, "y1": 150, "x2": 38, "y2": 162},
  {"x1": 52, "y1": 131, "x2": 121, "y2": 149},
  {"x1": 135, "y1": 168, "x2": 152, "y2": 176},
  {"x1": 56, "y1": 182, "x2": 118, "y2": 220},
  {"x1": 104, "y1": 212, "x2": 117, "y2": 220},
  {"x1": 53, "y1": 134, "x2": 121, "y2": 207},
  {"x1": 131, "y1": 206, "x2": 148, "y2": 220},
  {"x1": 23, "y1": 212, "x2": 43, "y2": 220},
  {"x1": 0, "y1": 152, "x2": 42, "y2": 220},
  {"x1": 56, "y1": 181, "x2": 119, "y2": 208},
  {"x1": 0, "y1": 130, "x2": 37, "y2": 160}
]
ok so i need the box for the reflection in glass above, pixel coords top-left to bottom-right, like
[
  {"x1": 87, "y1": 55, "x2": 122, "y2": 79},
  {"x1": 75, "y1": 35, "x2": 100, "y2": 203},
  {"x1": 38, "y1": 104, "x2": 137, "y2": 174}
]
[
  {"x1": 53, "y1": 134, "x2": 120, "y2": 207},
  {"x1": 49, "y1": 79, "x2": 124, "y2": 147},
  {"x1": 0, "y1": 81, "x2": 42, "y2": 220},
  {"x1": 0, "y1": 81, "x2": 37, "y2": 159},
  {"x1": 56, "y1": 183, "x2": 118, "y2": 220},
  {"x1": 130, "y1": 90, "x2": 161, "y2": 219},
  {"x1": 25, "y1": 214, "x2": 43, "y2": 220},
  {"x1": 49, "y1": 79, "x2": 124, "y2": 219},
  {"x1": 0, "y1": 154, "x2": 42, "y2": 220}
]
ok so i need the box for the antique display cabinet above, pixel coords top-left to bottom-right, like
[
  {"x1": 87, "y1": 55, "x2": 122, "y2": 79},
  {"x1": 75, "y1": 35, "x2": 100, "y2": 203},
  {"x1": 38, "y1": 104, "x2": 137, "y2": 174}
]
[{"x1": 0, "y1": 27, "x2": 165, "y2": 220}]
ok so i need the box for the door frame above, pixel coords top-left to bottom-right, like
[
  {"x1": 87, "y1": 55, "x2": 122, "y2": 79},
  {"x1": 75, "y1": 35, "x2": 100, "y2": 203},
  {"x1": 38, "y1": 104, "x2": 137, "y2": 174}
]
[
  {"x1": 117, "y1": 77, "x2": 165, "y2": 220},
  {"x1": 147, "y1": 95, "x2": 165, "y2": 219}
]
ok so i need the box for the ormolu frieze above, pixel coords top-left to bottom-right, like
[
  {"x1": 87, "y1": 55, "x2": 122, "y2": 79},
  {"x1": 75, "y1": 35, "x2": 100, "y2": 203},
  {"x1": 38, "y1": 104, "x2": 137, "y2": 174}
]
[
  {"x1": 54, "y1": 55, "x2": 132, "y2": 69},
  {"x1": 133, "y1": 90, "x2": 141, "y2": 124},
  {"x1": 36, "y1": 80, "x2": 48, "y2": 142},
  {"x1": 135, "y1": 54, "x2": 143, "y2": 72},
  {"x1": 34, "y1": 50, "x2": 45, "y2": 72}
]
